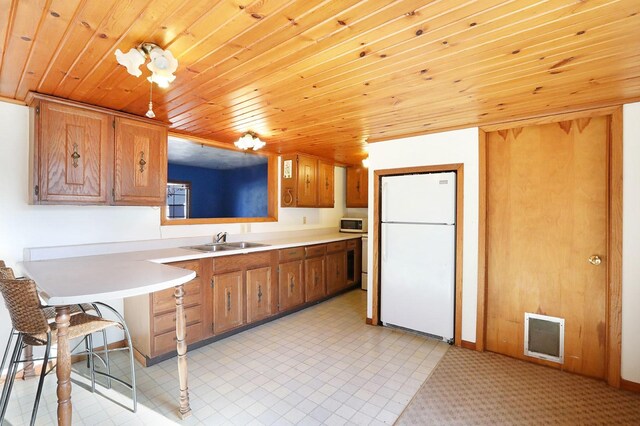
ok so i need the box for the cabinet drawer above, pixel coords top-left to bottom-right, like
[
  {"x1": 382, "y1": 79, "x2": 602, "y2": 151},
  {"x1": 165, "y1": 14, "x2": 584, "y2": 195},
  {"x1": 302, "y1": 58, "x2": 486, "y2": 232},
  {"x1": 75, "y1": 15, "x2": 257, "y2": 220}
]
[
  {"x1": 326, "y1": 241, "x2": 346, "y2": 253},
  {"x1": 153, "y1": 279, "x2": 201, "y2": 314},
  {"x1": 346, "y1": 239, "x2": 359, "y2": 249},
  {"x1": 279, "y1": 247, "x2": 304, "y2": 262},
  {"x1": 213, "y1": 252, "x2": 271, "y2": 273},
  {"x1": 153, "y1": 305, "x2": 202, "y2": 335},
  {"x1": 153, "y1": 323, "x2": 202, "y2": 356},
  {"x1": 305, "y1": 244, "x2": 326, "y2": 258},
  {"x1": 167, "y1": 260, "x2": 201, "y2": 277}
]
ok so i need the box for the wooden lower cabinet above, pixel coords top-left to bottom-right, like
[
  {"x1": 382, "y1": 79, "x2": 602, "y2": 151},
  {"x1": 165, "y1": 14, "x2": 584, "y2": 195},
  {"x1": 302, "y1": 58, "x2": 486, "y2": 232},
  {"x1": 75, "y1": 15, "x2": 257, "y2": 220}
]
[
  {"x1": 279, "y1": 260, "x2": 304, "y2": 311},
  {"x1": 305, "y1": 256, "x2": 326, "y2": 302},
  {"x1": 123, "y1": 259, "x2": 205, "y2": 361},
  {"x1": 212, "y1": 270, "x2": 244, "y2": 334},
  {"x1": 124, "y1": 239, "x2": 361, "y2": 364},
  {"x1": 326, "y1": 251, "x2": 347, "y2": 295},
  {"x1": 246, "y1": 266, "x2": 273, "y2": 323}
]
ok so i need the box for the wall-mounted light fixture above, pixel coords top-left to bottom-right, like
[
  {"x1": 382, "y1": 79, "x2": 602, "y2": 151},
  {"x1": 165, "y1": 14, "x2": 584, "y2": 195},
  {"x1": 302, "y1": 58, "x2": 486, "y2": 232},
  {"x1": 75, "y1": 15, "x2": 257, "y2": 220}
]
[
  {"x1": 362, "y1": 157, "x2": 370, "y2": 168},
  {"x1": 115, "y1": 42, "x2": 178, "y2": 118},
  {"x1": 234, "y1": 131, "x2": 266, "y2": 151}
]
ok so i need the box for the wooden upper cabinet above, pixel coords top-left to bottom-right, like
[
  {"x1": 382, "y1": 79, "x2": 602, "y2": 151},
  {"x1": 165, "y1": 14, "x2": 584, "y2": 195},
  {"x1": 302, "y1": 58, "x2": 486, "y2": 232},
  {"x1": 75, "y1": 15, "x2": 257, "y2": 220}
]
[
  {"x1": 281, "y1": 153, "x2": 334, "y2": 208},
  {"x1": 114, "y1": 117, "x2": 167, "y2": 206},
  {"x1": 317, "y1": 160, "x2": 335, "y2": 207},
  {"x1": 297, "y1": 155, "x2": 317, "y2": 206},
  {"x1": 28, "y1": 94, "x2": 167, "y2": 206},
  {"x1": 33, "y1": 100, "x2": 112, "y2": 204},
  {"x1": 346, "y1": 166, "x2": 368, "y2": 208}
]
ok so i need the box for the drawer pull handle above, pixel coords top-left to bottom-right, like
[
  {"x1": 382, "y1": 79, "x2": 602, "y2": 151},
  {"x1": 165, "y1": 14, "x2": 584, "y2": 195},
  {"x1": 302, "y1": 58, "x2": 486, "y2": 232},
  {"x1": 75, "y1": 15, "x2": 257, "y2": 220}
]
[
  {"x1": 139, "y1": 151, "x2": 147, "y2": 173},
  {"x1": 71, "y1": 143, "x2": 81, "y2": 168},
  {"x1": 257, "y1": 284, "x2": 263, "y2": 303}
]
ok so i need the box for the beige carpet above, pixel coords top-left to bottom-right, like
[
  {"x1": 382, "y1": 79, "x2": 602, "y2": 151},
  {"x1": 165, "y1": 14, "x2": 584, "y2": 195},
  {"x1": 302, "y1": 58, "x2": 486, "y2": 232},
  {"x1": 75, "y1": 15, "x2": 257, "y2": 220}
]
[{"x1": 396, "y1": 346, "x2": 640, "y2": 425}]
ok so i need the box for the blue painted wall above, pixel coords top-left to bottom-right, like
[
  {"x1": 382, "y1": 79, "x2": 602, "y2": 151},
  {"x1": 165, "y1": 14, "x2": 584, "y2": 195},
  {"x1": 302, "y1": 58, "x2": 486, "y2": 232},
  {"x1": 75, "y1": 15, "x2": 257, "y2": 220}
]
[{"x1": 168, "y1": 163, "x2": 268, "y2": 218}]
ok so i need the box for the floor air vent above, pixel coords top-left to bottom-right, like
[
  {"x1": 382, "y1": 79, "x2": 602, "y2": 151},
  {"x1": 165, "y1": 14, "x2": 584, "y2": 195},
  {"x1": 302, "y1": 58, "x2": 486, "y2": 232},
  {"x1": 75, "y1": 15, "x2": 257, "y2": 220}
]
[{"x1": 524, "y1": 313, "x2": 564, "y2": 363}]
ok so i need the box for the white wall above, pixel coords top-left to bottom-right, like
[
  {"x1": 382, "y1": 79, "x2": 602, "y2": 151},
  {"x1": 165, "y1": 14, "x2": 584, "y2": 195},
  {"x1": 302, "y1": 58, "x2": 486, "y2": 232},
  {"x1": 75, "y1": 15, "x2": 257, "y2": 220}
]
[
  {"x1": 622, "y1": 102, "x2": 640, "y2": 383},
  {"x1": 366, "y1": 128, "x2": 480, "y2": 342},
  {"x1": 0, "y1": 101, "x2": 346, "y2": 350}
]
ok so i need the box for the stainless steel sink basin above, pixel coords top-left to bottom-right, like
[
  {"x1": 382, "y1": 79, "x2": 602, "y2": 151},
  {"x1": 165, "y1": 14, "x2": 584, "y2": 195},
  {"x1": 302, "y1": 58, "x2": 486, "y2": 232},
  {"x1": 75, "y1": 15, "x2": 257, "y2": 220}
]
[
  {"x1": 183, "y1": 243, "x2": 234, "y2": 252},
  {"x1": 223, "y1": 241, "x2": 270, "y2": 249},
  {"x1": 183, "y1": 241, "x2": 270, "y2": 253}
]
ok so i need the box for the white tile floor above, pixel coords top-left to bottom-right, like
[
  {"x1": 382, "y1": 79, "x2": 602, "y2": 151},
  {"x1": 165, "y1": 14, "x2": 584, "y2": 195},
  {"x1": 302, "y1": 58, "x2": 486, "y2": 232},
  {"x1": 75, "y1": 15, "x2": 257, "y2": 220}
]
[{"x1": 3, "y1": 290, "x2": 449, "y2": 425}]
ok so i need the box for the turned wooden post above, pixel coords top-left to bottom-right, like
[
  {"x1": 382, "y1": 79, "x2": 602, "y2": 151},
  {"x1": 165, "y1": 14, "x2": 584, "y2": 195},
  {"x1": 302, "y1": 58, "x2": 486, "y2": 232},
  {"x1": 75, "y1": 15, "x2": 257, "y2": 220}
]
[
  {"x1": 22, "y1": 345, "x2": 36, "y2": 379},
  {"x1": 175, "y1": 284, "x2": 192, "y2": 419},
  {"x1": 55, "y1": 305, "x2": 72, "y2": 426}
]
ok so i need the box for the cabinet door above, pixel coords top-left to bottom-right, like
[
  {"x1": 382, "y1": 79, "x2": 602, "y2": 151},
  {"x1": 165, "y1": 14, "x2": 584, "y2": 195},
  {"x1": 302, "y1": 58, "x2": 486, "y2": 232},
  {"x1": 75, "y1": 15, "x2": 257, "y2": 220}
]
[
  {"x1": 246, "y1": 266, "x2": 272, "y2": 323},
  {"x1": 346, "y1": 167, "x2": 368, "y2": 207},
  {"x1": 114, "y1": 117, "x2": 167, "y2": 205},
  {"x1": 279, "y1": 260, "x2": 304, "y2": 311},
  {"x1": 305, "y1": 256, "x2": 326, "y2": 302},
  {"x1": 317, "y1": 160, "x2": 334, "y2": 207},
  {"x1": 296, "y1": 155, "x2": 317, "y2": 207},
  {"x1": 36, "y1": 101, "x2": 111, "y2": 204},
  {"x1": 212, "y1": 270, "x2": 244, "y2": 334},
  {"x1": 326, "y1": 252, "x2": 347, "y2": 294}
]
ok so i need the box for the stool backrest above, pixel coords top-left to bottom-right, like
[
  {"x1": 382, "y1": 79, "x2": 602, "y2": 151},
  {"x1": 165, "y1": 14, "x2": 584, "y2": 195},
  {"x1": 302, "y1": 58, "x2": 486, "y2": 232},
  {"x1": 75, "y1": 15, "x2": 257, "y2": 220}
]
[
  {"x1": 0, "y1": 267, "x2": 15, "y2": 279},
  {"x1": 0, "y1": 278, "x2": 50, "y2": 335}
]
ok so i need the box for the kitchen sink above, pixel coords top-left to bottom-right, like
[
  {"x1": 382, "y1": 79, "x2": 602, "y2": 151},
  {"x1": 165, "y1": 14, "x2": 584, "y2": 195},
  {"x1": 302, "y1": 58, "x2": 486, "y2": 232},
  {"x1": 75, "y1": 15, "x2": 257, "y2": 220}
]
[
  {"x1": 222, "y1": 241, "x2": 270, "y2": 249},
  {"x1": 183, "y1": 243, "x2": 234, "y2": 252},
  {"x1": 183, "y1": 241, "x2": 270, "y2": 253}
]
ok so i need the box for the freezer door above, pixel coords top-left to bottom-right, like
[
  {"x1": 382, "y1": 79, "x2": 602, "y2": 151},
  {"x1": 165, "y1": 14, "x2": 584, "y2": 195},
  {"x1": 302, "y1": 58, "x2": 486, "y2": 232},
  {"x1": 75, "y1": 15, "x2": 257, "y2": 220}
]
[
  {"x1": 380, "y1": 223, "x2": 455, "y2": 340},
  {"x1": 382, "y1": 172, "x2": 456, "y2": 224}
]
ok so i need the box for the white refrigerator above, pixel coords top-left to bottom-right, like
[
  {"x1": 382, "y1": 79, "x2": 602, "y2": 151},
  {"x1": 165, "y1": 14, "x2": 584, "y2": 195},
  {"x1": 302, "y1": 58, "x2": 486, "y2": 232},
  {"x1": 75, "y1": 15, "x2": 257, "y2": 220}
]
[{"x1": 380, "y1": 172, "x2": 456, "y2": 342}]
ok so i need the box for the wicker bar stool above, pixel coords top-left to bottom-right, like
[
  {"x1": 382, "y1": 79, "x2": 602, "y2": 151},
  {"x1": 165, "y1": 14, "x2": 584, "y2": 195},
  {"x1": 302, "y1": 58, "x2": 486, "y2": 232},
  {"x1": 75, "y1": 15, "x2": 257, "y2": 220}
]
[
  {"x1": 0, "y1": 266, "x2": 100, "y2": 386},
  {"x1": 0, "y1": 277, "x2": 137, "y2": 425}
]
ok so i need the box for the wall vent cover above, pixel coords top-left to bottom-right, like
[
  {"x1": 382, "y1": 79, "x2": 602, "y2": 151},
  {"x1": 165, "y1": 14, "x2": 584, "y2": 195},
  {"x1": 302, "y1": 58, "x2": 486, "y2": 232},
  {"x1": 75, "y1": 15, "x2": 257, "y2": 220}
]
[{"x1": 524, "y1": 313, "x2": 564, "y2": 363}]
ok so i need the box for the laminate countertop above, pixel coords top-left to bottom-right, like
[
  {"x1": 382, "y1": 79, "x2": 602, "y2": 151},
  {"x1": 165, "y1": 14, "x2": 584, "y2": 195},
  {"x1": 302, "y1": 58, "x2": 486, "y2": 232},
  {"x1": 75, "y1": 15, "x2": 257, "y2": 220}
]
[{"x1": 20, "y1": 232, "x2": 362, "y2": 305}]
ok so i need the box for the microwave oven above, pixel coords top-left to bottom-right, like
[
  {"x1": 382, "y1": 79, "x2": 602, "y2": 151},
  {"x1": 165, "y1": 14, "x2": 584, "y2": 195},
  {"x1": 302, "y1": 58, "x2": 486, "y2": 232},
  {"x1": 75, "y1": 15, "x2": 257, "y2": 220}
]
[{"x1": 340, "y1": 217, "x2": 368, "y2": 233}]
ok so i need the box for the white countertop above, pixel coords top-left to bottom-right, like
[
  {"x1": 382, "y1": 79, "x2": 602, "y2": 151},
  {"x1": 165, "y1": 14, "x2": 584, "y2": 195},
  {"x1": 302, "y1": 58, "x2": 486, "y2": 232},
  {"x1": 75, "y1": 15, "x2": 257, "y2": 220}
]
[{"x1": 20, "y1": 232, "x2": 361, "y2": 305}]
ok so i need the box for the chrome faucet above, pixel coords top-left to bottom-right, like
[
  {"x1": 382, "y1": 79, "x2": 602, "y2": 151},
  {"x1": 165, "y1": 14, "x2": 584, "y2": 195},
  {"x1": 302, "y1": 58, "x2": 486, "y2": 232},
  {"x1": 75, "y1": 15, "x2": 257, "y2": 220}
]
[{"x1": 215, "y1": 232, "x2": 228, "y2": 243}]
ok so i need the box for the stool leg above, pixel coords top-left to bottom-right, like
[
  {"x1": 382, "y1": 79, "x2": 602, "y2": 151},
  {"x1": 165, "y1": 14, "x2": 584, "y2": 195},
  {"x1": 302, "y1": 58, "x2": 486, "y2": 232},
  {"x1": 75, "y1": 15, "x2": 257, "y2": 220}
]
[
  {"x1": 0, "y1": 329, "x2": 15, "y2": 384},
  {"x1": 92, "y1": 304, "x2": 112, "y2": 390},
  {"x1": 87, "y1": 334, "x2": 96, "y2": 393},
  {"x1": 121, "y1": 322, "x2": 137, "y2": 412},
  {"x1": 0, "y1": 333, "x2": 23, "y2": 422},
  {"x1": 30, "y1": 332, "x2": 51, "y2": 426}
]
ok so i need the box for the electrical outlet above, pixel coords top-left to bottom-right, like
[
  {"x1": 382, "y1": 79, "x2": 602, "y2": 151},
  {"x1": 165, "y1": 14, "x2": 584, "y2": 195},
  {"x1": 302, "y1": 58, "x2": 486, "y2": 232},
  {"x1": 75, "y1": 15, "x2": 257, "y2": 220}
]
[{"x1": 303, "y1": 216, "x2": 307, "y2": 224}]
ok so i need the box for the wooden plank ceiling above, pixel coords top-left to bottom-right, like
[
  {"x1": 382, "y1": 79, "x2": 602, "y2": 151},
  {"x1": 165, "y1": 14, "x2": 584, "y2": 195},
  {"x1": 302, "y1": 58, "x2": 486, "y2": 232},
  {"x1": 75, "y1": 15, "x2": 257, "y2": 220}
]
[{"x1": 1, "y1": 0, "x2": 639, "y2": 165}]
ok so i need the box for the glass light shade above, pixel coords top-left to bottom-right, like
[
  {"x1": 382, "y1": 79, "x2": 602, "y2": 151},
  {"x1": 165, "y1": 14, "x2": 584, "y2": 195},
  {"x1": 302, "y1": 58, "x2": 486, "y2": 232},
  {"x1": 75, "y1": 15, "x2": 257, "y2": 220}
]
[
  {"x1": 115, "y1": 47, "x2": 145, "y2": 77},
  {"x1": 234, "y1": 133, "x2": 265, "y2": 151},
  {"x1": 362, "y1": 158, "x2": 370, "y2": 168}
]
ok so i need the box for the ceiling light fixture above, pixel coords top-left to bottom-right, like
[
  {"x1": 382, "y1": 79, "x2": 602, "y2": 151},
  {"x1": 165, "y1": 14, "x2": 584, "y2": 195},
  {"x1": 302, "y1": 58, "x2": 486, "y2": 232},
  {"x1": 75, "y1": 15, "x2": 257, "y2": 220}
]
[
  {"x1": 234, "y1": 131, "x2": 266, "y2": 151},
  {"x1": 115, "y1": 42, "x2": 178, "y2": 119}
]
